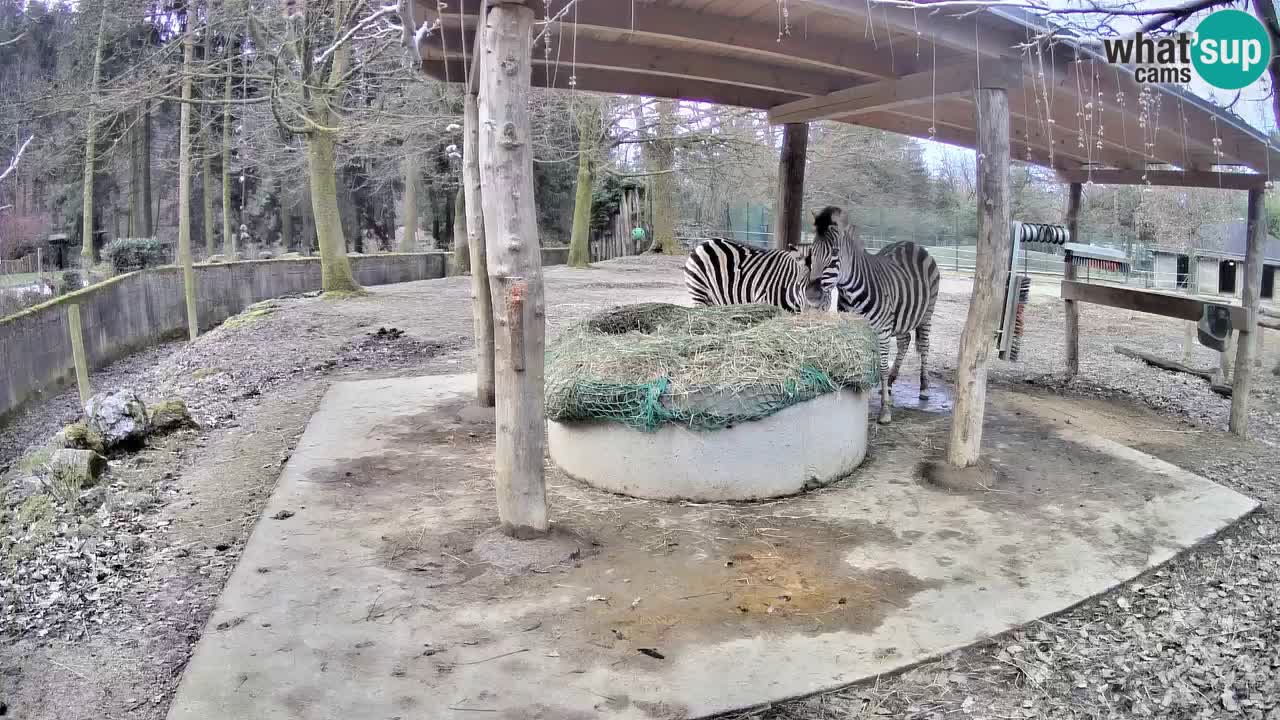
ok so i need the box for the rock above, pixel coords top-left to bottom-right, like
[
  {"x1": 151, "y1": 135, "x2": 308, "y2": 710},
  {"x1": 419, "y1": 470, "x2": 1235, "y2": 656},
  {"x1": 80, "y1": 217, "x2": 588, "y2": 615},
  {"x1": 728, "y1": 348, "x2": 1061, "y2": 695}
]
[
  {"x1": 257, "y1": 250, "x2": 275, "y2": 260},
  {"x1": 85, "y1": 389, "x2": 150, "y2": 449},
  {"x1": 149, "y1": 398, "x2": 197, "y2": 433},
  {"x1": 59, "y1": 421, "x2": 107, "y2": 455},
  {"x1": 48, "y1": 449, "x2": 109, "y2": 488},
  {"x1": 79, "y1": 484, "x2": 109, "y2": 511}
]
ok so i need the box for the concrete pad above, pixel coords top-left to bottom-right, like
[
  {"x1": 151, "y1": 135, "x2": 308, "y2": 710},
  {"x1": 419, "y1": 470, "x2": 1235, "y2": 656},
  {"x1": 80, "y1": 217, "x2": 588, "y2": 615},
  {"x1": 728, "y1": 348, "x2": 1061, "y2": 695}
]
[
  {"x1": 547, "y1": 388, "x2": 869, "y2": 501},
  {"x1": 167, "y1": 374, "x2": 1257, "y2": 720}
]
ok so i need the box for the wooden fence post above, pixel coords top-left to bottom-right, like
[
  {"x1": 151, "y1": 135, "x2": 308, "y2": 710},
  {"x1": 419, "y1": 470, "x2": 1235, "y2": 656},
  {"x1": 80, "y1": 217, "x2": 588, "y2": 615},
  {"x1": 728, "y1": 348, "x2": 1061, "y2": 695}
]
[
  {"x1": 947, "y1": 86, "x2": 1011, "y2": 468},
  {"x1": 773, "y1": 122, "x2": 808, "y2": 250},
  {"x1": 1230, "y1": 187, "x2": 1266, "y2": 436},
  {"x1": 464, "y1": 85, "x2": 495, "y2": 407},
  {"x1": 1063, "y1": 182, "x2": 1082, "y2": 377},
  {"x1": 479, "y1": 0, "x2": 548, "y2": 537},
  {"x1": 67, "y1": 304, "x2": 91, "y2": 408}
]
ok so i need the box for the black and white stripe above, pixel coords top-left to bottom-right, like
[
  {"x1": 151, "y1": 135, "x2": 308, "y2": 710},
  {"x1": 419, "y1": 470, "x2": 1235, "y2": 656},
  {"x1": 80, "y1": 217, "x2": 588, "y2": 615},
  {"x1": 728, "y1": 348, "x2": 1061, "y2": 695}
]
[
  {"x1": 808, "y1": 206, "x2": 940, "y2": 424},
  {"x1": 684, "y1": 237, "x2": 837, "y2": 312}
]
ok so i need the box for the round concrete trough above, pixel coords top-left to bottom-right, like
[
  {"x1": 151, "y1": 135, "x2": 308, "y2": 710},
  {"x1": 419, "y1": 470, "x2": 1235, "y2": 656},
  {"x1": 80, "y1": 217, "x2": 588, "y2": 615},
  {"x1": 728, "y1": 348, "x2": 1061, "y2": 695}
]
[{"x1": 547, "y1": 388, "x2": 869, "y2": 502}]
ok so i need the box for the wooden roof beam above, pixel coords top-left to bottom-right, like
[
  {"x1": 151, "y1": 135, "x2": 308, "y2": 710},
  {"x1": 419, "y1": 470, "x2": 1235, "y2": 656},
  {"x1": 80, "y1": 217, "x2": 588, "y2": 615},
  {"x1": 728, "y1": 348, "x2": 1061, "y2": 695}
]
[
  {"x1": 1056, "y1": 168, "x2": 1270, "y2": 190},
  {"x1": 768, "y1": 59, "x2": 1021, "y2": 125},
  {"x1": 422, "y1": 0, "x2": 911, "y2": 80},
  {"x1": 802, "y1": 0, "x2": 1017, "y2": 58},
  {"x1": 424, "y1": 22, "x2": 861, "y2": 98}
]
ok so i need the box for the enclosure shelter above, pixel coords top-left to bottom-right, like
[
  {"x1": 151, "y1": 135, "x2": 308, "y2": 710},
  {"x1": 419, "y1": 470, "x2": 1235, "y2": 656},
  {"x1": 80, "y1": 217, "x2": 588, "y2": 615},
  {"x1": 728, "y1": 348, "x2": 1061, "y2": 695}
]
[{"x1": 416, "y1": 0, "x2": 1280, "y2": 528}]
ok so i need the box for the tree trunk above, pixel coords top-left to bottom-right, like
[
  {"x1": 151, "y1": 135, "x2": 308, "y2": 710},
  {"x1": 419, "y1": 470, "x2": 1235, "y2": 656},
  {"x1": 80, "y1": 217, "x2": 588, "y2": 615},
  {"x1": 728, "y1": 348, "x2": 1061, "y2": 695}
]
[
  {"x1": 1063, "y1": 182, "x2": 1082, "y2": 377},
  {"x1": 141, "y1": 103, "x2": 153, "y2": 237},
  {"x1": 1230, "y1": 188, "x2": 1265, "y2": 436},
  {"x1": 568, "y1": 101, "x2": 598, "y2": 267},
  {"x1": 222, "y1": 76, "x2": 234, "y2": 256},
  {"x1": 947, "y1": 87, "x2": 1011, "y2": 468},
  {"x1": 479, "y1": 2, "x2": 547, "y2": 536},
  {"x1": 80, "y1": 6, "x2": 108, "y2": 265},
  {"x1": 773, "y1": 122, "x2": 808, "y2": 250},
  {"x1": 400, "y1": 155, "x2": 418, "y2": 251},
  {"x1": 652, "y1": 99, "x2": 678, "y2": 254},
  {"x1": 201, "y1": 122, "x2": 216, "y2": 257},
  {"x1": 442, "y1": 185, "x2": 455, "y2": 250},
  {"x1": 306, "y1": 130, "x2": 361, "y2": 294},
  {"x1": 177, "y1": 31, "x2": 199, "y2": 340},
  {"x1": 453, "y1": 188, "x2": 469, "y2": 274},
  {"x1": 128, "y1": 111, "x2": 141, "y2": 237},
  {"x1": 464, "y1": 90, "x2": 495, "y2": 407},
  {"x1": 280, "y1": 192, "x2": 293, "y2": 250}
]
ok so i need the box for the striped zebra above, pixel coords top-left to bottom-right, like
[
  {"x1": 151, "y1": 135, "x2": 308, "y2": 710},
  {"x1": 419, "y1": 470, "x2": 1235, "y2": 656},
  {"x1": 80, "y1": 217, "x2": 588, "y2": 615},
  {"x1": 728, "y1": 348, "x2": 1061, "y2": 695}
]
[
  {"x1": 808, "y1": 206, "x2": 940, "y2": 424},
  {"x1": 684, "y1": 237, "x2": 838, "y2": 312}
]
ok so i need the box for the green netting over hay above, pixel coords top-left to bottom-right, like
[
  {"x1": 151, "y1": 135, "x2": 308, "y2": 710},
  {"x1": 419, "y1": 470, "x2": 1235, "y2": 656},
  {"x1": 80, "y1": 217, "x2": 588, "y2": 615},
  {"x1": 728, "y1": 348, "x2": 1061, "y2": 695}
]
[{"x1": 545, "y1": 303, "x2": 880, "y2": 432}]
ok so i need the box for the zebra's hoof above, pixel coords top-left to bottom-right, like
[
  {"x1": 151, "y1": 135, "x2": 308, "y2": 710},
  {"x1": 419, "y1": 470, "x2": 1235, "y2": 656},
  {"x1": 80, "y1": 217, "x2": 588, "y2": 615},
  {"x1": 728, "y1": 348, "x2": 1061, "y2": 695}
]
[
  {"x1": 877, "y1": 410, "x2": 892, "y2": 424},
  {"x1": 918, "y1": 391, "x2": 930, "y2": 400}
]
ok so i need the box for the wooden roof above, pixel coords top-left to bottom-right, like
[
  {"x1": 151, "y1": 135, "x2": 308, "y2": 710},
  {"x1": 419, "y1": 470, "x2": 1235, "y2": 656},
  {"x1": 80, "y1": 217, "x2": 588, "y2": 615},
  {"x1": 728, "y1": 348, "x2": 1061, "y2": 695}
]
[{"x1": 418, "y1": 0, "x2": 1280, "y2": 181}]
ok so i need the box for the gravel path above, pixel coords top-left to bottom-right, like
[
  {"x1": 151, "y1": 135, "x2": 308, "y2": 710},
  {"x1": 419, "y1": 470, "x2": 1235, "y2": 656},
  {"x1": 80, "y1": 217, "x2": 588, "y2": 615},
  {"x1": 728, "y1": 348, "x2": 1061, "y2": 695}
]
[{"x1": 2, "y1": 255, "x2": 1278, "y2": 720}]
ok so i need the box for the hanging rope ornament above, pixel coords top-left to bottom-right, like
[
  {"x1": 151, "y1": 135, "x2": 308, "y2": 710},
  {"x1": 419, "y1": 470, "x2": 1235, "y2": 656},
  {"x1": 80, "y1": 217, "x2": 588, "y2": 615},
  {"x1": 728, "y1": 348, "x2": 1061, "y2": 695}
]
[
  {"x1": 928, "y1": 39, "x2": 936, "y2": 141},
  {"x1": 568, "y1": 0, "x2": 578, "y2": 88},
  {"x1": 776, "y1": 0, "x2": 791, "y2": 42}
]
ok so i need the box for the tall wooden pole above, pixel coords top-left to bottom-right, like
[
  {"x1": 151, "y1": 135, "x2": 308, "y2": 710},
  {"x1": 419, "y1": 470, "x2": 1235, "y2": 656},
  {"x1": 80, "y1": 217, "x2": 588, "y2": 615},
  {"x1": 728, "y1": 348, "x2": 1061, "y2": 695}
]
[
  {"x1": 479, "y1": 0, "x2": 548, "y2": 536},
  {"x1": 177, "y1": 29, "x2": 199, "y2": 341},
  {"x1": 464, "y1": 8, "x2": 495, "y2": 408},
  {"x1": 1229, "y1": 187, "x2": 1266, "y2": 436},
  {"x1": 774, "y1": 122, "x2": 808, "y2": 250},
  {"x1": 947, "y1": 87, "x2": 1011, "y2": 468},
  {"x1": 1063, "y1": 182, "x2": 1082, "y2": 377}
]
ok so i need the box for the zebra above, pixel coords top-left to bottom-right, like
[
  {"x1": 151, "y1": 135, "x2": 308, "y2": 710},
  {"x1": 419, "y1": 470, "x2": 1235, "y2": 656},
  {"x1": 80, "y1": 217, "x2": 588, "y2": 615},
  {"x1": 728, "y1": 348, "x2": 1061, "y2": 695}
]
[
  {"x1": 684, "y1": 236, "x2": 839, "y2": 312},
  {"x1": 807, "y1": 206, "x2": 940, "y2": 425}
]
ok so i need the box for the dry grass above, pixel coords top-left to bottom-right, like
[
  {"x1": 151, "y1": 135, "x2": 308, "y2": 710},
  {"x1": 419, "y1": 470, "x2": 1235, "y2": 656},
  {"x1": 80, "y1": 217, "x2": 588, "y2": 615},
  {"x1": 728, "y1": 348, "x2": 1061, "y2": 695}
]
[{"x1": 545, "y1": 302, "x2": 879, "y2": 430}]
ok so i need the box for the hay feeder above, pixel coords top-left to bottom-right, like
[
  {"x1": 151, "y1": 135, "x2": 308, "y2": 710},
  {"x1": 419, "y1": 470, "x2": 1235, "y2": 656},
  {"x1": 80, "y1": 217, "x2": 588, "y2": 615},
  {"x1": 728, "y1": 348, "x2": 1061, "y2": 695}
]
[{"x1": 544, "y1": 303, "x2": 878, "y2": 502}]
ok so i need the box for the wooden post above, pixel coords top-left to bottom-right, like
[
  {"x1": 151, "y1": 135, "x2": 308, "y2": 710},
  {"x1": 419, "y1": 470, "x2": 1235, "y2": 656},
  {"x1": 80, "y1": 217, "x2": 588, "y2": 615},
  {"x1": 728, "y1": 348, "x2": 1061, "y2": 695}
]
[
  {"x1": 773, "y1": 122, "x2": 808, "y2": 250},
  {"x1": 464, "y1": 18, "x2": 495, "y2": 408},
  {"x1": 1257, "y1": 326, "x2": 1266, "y2": 367},
  {"x1": 1063, "y1": 183, "x2": 1082, "y2": 377},
  {"x1": 1183, "y1": 321, "x2": 1196, "y2": 365},
  {"x1": 67, "y1": 304, "x2": 91, "y2": 408},
  {"x1": 947, "y1": 87, "x2": 1011, "y2": 468},
  {"x1": 479, "y1": 0, "x2": 548, "y2": 537},
  {"x1": 1230, "y1": 187, "x2": 1266, "y2": 436}
]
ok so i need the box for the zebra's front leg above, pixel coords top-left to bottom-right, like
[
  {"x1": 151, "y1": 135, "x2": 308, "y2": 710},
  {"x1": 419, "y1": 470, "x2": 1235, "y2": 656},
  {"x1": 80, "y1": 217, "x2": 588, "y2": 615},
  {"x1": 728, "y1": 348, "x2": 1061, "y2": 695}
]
[
  {"x1": 915, "y1": 323, "x2": 932, "y2": 399},
  {"x1": 876, "y1": 333, "x2": 893, "y2": 424},
  {"x1": 826, "y1": 287, "x2": 839, "y2": 314},
  {"x1": 887, "y1": 333, "x2": 910, "y2": 387}
]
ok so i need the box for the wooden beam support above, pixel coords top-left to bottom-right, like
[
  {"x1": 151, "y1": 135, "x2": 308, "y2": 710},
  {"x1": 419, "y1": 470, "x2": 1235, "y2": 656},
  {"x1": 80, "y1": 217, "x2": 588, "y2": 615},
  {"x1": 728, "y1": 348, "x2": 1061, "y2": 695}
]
[
  {"x1": 424, "y1": 58, "x2": 807, "y2": 111},
  {"x1": 1063, "y1": 183, "x2": 1082, "y2": 377},
  {"x1": 1061, "y1": 280, "x2": 1251, "y2": 327},
  {"x1": 774, "y1": 122, "x2": 808, "y2": 250},
  {"x1": 478, "y1": 1, "x2": 548, "y2": 537},
  {"x1": 947, "y1": 86, "x2": 1011, "y2": 469},
  {"x1": 1230, "y1": 187, "x2": 1266, "y2": 437},
  {"x1": 464, "y1": 61, "x2": 494, "y2": 407},
  {"x1": 768, "y1": 60, "x2": 1021, "y2": 125},
  {"x1": 422, "y1": 0, "x2": 909, "y2": 81},
  {"x1": 1057, "y1": 169, "x2": 1270, "y2": 191},
  {"x1": 426, "y1": 24, "x2": 863, "y2": 99}
]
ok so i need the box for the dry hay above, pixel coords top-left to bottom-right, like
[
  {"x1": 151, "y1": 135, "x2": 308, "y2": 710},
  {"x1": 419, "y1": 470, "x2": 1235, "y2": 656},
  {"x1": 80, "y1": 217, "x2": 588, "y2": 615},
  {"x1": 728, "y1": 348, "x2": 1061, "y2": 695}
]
[{"x1": 545, "y1": 303, "x2": 879, "y2": 431}]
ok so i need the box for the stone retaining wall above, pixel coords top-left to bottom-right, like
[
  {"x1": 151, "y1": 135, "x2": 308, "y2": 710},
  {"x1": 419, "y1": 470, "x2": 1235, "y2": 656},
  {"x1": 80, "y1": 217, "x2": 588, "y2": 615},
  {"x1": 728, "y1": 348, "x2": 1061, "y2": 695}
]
[{"x1": 0, "y1": 249, "x2": 570, "y2": 420}]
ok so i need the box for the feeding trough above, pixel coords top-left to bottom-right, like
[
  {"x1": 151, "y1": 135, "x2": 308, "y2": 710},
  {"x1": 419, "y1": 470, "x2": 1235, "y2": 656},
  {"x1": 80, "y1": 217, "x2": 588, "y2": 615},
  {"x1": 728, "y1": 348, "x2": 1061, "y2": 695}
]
[{"x1": 544, "y1": 303, "x2": 879, "y2": 501}]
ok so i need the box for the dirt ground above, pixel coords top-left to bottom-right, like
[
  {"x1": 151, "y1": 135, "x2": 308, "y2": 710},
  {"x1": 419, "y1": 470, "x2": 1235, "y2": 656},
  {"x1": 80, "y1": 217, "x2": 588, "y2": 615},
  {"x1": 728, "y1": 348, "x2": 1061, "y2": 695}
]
[{"x1": 2, "y1": 255, "x2": 1279, "y2": 719}]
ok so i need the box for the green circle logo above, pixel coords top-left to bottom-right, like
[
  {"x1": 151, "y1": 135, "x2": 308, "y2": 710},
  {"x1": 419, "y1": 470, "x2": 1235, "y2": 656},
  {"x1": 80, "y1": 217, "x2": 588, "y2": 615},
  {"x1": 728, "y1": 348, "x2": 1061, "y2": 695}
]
[{"x1": 1192, "y1": 10, "x2": 1271, "y2": 90}]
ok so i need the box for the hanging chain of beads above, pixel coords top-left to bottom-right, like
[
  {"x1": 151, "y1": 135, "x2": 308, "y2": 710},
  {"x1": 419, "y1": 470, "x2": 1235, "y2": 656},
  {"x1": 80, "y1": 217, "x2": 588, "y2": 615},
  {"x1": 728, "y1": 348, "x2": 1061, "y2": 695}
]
[
  {"x1": 928, "y1": 39, "x2": 936, "y2": 140},
  {"x1": 777, "y1": 0, "x2": 791, "y2": 42},
  {"x1": 568, "y1": 0, "x2": 578, "y2": 88}
]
